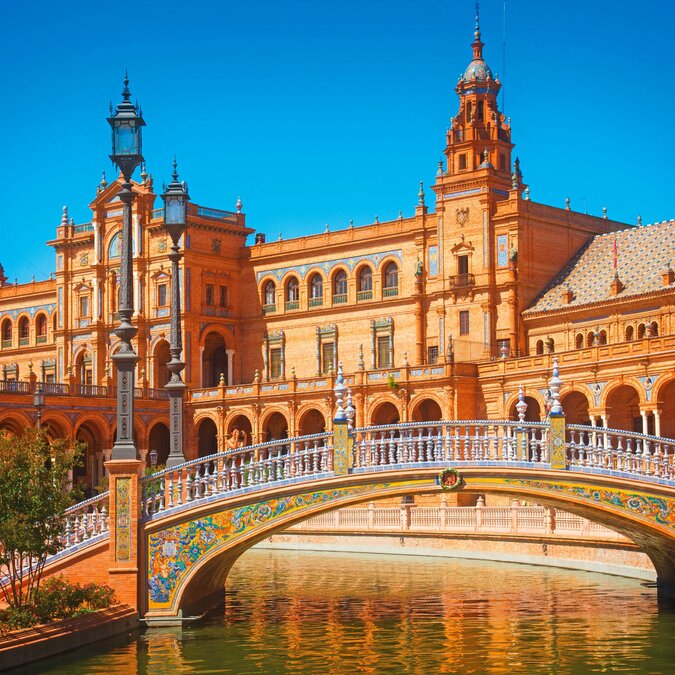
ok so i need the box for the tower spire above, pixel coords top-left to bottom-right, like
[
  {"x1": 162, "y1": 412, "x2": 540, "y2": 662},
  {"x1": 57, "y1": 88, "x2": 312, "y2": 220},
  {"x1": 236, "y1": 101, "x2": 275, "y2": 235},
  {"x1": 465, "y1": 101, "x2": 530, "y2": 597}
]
[{"x1": 472, "y1": 2, "x2": 484, "y2": 60}]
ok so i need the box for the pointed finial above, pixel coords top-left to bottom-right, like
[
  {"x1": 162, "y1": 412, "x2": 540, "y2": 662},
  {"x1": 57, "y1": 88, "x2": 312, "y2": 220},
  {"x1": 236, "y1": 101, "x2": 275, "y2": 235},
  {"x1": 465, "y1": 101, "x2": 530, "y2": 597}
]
[
  {"x1": 349, "y1": 218, "x2": 354, "y2": 229},
  {"x1": 254, "y1": 368, "x2": 260, "y2": 383},
  {"x1": 171, "y1": 156, "x2": 179, "y2": 182},
  {"x1": 374, "y1": 215, "x2": 379, "y2": 224},
  {"x1": 418, "y1": 180, "x2": 425, "y2": 206},
  {"x1": 515, "y1": 385, "x2": 528, "y2": 425},
  {"x1": 637, "y1": 214, "x2": 642, "y2": 226},
  {"x1": 474, "y1": 2, "x2": 481, "y2": 41},
  {"x1": 219, "y1": 372, "x2": 225, "y2": 386},
  {"x1": 236, "y1": 196, "x2": 243, "y2": 213},
  {"x1": 437, "y1": 160, "x2": 444, "y2": 176},
  {"x1": 602, "y1": 206, "x2": 608, "y2": 219},
  {"x1": 398, "y1": 210, "x2": 403, "y2": 220},
  {"x1": 525, "y1": 186, "x2": 531, "y2": 201},
  {"x1": 122, "y1": 70, "x2": 131, "y2": 102},
  {"x1": 345, "y1": 388, "x2": 356, "y2": 430},
  {"x1": 549, "y1": 356, "x2": 563, "y2": 416},
  {"x1": 278, "y1": 232, "x2": 282, "y2": 241},
  {"x1": 69, "y1": 217, "x2": 75, "y2": 226},
  {"x1": 100, "y1": 171, "x2": 107, "y2": 188},
  {"x1": 334, "y1": 361, "x2": 347, "y2": 421},
  {"x1": 61, "y1": 206, "x2": 69, "y2": 227},
  {"x1": 325, "y1": 223, "x2": 330, "y2": 233},
  {"x1": 565, "y1": 196, "x2": 570, "y2": 210}
]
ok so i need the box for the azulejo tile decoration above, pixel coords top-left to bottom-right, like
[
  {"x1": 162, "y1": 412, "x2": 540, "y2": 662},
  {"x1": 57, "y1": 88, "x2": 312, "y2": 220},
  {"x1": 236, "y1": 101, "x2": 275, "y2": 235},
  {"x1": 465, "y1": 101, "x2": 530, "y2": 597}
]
[
  {"x1": 115, "y1": 477, "x2": 132, "y2": 562},
  {"x1": 499, "y1": 478, "x2": 675, "y2": 529},
  {"x1": 147, "y1": 479, "x2": 431, "y2": 609}
]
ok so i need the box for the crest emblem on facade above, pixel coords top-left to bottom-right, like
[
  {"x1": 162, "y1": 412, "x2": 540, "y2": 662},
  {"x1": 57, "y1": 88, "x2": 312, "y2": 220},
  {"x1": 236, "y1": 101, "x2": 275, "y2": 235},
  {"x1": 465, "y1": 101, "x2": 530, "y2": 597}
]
[
  {"x1": 79, "y1": 252, "x2": 89, "y2": 266},
  {"x1": 456, "y1": 207, "x2": 469, "y2": 226},
  {"x1": 157, "y1": 239, "x2": 167, "y2": 253}
]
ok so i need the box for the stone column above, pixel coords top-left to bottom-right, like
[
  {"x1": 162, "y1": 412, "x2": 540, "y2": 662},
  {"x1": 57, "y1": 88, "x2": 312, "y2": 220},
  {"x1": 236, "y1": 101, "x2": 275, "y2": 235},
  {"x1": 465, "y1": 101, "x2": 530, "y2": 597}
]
[
  {"x1": 654, "y1": 410, "x2": 661, "y2": 437},
  {"x1": 226, "y1": 349, "x2": 234, "y2": 386}
]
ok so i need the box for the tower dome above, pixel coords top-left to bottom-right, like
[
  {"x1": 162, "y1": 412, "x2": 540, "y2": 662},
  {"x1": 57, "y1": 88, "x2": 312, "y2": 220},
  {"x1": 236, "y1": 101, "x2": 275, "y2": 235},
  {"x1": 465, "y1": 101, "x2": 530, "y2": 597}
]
[{"x1": 462, "y1": 5, "x2": 493, "y2": 83}]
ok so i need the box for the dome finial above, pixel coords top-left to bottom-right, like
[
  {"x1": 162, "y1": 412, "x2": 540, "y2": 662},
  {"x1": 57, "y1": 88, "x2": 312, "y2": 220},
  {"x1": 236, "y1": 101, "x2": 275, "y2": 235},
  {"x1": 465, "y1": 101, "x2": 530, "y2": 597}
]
[
  {"x1": 472, "y1": 2, "x2": 484, "y2": 60},
  {"x1": 475, "y1": 2, "x2": 481, "y2": 41},
  {"x1": 122, "y1": 69, "x2": 131, "y2": 102},
  {"x1": 172, "y1": 156, "x2": 179, "y2": 182}
]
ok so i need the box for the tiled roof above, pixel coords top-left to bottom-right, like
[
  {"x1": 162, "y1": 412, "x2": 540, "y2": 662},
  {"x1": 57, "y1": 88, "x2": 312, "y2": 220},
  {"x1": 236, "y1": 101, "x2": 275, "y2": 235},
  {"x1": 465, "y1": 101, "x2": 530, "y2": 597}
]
[{"x1": 524, "y1": 220, "x2": 675, "y2": 314}]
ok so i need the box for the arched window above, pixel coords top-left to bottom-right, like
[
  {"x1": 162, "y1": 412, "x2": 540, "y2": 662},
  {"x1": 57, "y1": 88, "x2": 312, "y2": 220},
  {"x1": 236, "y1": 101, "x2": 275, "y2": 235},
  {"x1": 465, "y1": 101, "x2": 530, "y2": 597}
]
[
  {"x1": 36, "y1": 314, "x2": 47, "y2": 343},
  {"x1": 263, "y1": 281, "x2": 276, "y2": 311},
  {"x1": 575, "y1": 333, "x2": 584, "y2": 349},
  {"x1": 108, "y1": 231, "x2": 136, "y2": 259},
  {"x1": 598, "y1": 330, "x2": 607, "y2": 345},
  {"x1": 535, "y1": 340, "x2": 544, "y2": 355},
  {"x1": 586, "y1": 331, "x2": 595, "y2": 347},
  {"x1": 286, "y1": 277, "x2": 299, "y2": 302},
  {"x1": 309, "y1": 273, "x2": 323, "y2": 305},
  {"x1": 285, "y1": 277, "x2": 299, "y2": 310},
  {"x1": 637, "y1": 323, "x2": 646, "y2": 339},
  {"x1": 383, "y1": 262, "x2": 399, "y2": 296},
  {"x1": 1, "y1": 319, "x2": 12, "y2": 346},
  {"x1": 18, "y1": 317, "x2": 29, "y2": 344},
  {"x1": 625, "y1": 325, "x2": 634, "y2": 342},
  {"x1": 649, "y1": 321, "x2": 658, "y2": 337},
  {"x1": 358, "y1": 266, "x2": 373, "y2": 292},
  {"x1": 333, "y1": 270, "x2": 347, "y2": 303}
]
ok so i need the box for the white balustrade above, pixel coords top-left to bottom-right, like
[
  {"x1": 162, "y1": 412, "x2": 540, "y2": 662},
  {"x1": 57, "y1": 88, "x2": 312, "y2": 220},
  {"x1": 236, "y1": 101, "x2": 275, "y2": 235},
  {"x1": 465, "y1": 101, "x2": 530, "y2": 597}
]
[{"x1": 61, "y1": 492, "x2": 110, "y2": 549}]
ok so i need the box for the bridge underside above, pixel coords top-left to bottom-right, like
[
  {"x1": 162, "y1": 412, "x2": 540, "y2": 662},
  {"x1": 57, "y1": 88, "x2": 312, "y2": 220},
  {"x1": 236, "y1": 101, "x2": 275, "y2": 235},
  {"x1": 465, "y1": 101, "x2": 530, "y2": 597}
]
[{"x1": 140, "y1": 467, "x2": 675, "y2": 622}]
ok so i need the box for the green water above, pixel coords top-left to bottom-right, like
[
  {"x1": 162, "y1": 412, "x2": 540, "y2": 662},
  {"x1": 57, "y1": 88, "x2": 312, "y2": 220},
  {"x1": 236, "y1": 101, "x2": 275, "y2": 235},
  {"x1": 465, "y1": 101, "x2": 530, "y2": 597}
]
[{"x1": 21, "y1": 549, "x2": 675, "y2": 674}]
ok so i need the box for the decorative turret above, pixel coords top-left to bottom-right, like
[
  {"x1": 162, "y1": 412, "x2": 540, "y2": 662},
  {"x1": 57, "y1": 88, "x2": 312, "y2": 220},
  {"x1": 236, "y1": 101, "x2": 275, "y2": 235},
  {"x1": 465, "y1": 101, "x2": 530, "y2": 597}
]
[{"x1": 441, "y1": 5, "x2": 514, "y2": 179}]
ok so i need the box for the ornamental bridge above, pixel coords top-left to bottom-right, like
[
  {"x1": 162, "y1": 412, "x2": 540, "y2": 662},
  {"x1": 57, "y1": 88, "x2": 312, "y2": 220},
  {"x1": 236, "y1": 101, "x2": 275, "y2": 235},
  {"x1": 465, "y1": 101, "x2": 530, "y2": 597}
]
[{"x1": 41, "y1": 413, "x2": 675, "y2": 624}]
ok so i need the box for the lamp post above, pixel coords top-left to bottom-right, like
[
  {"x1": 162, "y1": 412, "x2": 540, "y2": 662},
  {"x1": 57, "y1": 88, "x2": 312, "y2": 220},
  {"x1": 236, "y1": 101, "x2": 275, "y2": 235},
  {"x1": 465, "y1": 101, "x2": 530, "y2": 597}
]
[
  {"x1": 148, "y1": 448, "x2": 158, "y2": 468},
  {"x1": 108, "y1": 73, "x2": 145, "y2": 460},
  {"x1": 162, "y1": 159, "x2": 189, "y2": 467},
  {"x1": 33, "y1": 384, "x2": 45, "y2": 431}
]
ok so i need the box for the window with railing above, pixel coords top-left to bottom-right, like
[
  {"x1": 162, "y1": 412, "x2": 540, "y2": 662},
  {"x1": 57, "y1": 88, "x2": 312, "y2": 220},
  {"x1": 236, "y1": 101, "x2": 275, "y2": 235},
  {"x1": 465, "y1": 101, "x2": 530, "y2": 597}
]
[
  {"x1": 1, "y1": 319, "x2": 12, "y2": 348},
  {"x1": 383, "y1": 262, "x2": 399, "y2": 297},
  {"x1": 309, "y1": 273, "x2": 323, "y2": 307},
  {"x1": 322, "y1": 341, "x2": 335, "y2": 374},
  {"x1": 263, "y1": 280, "x2": 277, "y2": 313},
  {"x1": 427, "y1": 345, "x2": 439, "y2": 364},
  {"x1": 357, "y1": 266, "x2": 373, "y2": 301},
  {"x1": 18, "y1": 317, "x2": 29, "y2": 346},
  {"x1": 285, "y1": 277, "x2": 299, "y2": 310},
  {"x1": 36, "y1": 314, "x2": 48, "y2": 344},
  {"x1": 332, "y1": 270, "x2": 347, "y2": 304}
]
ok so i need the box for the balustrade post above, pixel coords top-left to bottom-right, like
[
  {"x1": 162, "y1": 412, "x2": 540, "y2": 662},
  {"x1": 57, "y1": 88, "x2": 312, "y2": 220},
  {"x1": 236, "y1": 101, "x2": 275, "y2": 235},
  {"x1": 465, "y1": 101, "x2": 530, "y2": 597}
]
[
  {"x1": 546, "y1": 507, "x2": 555, "y2": 535},
  {"x1": 104, "y1": 458, "x2": 143, "y2": 611},
  {"x1": 399, "y1": 502, "x2": 411, "y2": 530},
  {"x1": 475, "y1": 495, "x2": 484, "y2": 531},
  {"x1": 548, "y1": 356, "x2": 567, "y2": 469}
]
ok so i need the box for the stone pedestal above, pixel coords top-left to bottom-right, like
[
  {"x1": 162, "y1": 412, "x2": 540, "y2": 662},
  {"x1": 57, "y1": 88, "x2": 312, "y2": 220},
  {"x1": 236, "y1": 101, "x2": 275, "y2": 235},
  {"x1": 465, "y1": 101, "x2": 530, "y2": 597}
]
[
  {"x1": 105, "y1": 459, "x2": 143, "y2": 609},
  {"x1": 549, "y1": 414, "x2": 567, "y2": 469}
]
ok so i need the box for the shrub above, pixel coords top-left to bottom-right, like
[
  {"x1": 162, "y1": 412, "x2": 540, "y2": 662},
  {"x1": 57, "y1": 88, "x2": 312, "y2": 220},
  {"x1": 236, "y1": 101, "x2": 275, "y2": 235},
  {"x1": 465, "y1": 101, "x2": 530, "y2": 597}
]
[
  {"x1": 32, "y1": 575, "x2": 117, "y2": 624},
  {"x1": 0, "y1": 606, "x2": 39, "y2": 633}
]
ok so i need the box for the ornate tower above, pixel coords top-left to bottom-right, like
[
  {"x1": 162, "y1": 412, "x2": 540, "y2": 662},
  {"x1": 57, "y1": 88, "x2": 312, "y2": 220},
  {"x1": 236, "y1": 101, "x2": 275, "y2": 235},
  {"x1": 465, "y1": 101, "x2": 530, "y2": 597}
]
[{"x1": 441, "y1": 7, "x2": 513, "y2": 180}]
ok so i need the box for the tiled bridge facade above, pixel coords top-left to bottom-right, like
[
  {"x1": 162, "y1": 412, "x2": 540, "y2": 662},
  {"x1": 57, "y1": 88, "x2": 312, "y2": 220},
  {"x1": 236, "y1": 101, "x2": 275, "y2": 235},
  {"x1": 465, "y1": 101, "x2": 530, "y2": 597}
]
[{"x1": 39, "y1": 411, "x2": 675, "y2": 624}]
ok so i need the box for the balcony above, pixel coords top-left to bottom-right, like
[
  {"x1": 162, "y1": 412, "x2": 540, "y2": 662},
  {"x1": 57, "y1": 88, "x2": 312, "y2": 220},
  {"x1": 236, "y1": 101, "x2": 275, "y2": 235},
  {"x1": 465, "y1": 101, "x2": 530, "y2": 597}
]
[
  {"x1": 263, "y1": 303, "x2": 277, "y2": 315},
  {"x1": 332, "y1": 294, "x2": 347, "y2": 305},
  {"x1": 37, "y1": 335, "x2": 47, "y2": 344},
  {"x1": 78, "y1": 384, "x2": 109, "y2": 397},
  {"x1": 357, "y1": 290, "x2": 373, "y2": 301},
  {"x1": 285, "y1": 300, "x2": 299, "y2": 311},
  {"x1": 19, "y1": 337, "x2": 29, "y2": 347},
  {"x1": 382, "y1": 287, "x2": 399, "y2": 298},
  {"x1": 0, "y1": 380, "x2": 30, "y2": 394},
  {"x1": 448, "y1": 273, "x2": 475, "y2": 289},
  {"x1": 308, "y1": 297, "x2": 323, "y2": 308}
]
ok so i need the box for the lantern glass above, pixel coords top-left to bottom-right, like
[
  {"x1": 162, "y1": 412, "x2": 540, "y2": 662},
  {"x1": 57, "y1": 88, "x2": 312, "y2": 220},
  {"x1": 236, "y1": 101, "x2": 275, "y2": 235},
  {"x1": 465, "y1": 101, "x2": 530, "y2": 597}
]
[
  {"x1": 165, "y1": 196, "x2": 186, "y2": 226},
  {"x1": 113, "y1": 120, "x2": 139, "y2": 157},
  {"x1": 33, "y1": 389, "x2": 45, "y2": 409}
]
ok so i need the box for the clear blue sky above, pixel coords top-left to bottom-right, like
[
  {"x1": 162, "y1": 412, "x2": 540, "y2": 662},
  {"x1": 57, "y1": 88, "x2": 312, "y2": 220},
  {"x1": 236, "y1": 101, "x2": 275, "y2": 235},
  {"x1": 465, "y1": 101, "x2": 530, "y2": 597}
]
[{"x1": 1, "y1": 0, "x2": 672, "y2": 282}]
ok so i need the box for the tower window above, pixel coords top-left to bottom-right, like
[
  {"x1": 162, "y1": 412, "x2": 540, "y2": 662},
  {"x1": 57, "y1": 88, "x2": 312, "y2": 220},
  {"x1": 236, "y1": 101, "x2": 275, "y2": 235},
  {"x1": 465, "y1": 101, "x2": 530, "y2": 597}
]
[
  {"x1": 467, "y1": 102, "x2": 473, "y2": 121},
  {"x1": 459, "y1": 154, "x2": 467, "y2": 171},
  {"x1": 458, "y1": 255, "x2": 469, "y2": 276},
  {"x1": 499, "y1": 154, "x2": 506, "y2": 170},
  {"x1": 477, "y1": 101, "x2": 484, "y2": 121}
]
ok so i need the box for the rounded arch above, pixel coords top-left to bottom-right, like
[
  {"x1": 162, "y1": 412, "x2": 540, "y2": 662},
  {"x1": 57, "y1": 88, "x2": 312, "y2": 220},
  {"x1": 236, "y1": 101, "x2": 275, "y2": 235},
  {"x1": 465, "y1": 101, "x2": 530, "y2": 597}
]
[
  {"x1": 356, "y1": 263, "x2": 373, "y2": 293},
  {"x1": 0, "y1": 411, "x2": 32, "y2": 435},
  {"x1": 296, "y1": 407, "x2": 327, "y2": 436},
  {"x1": 624, "y1": 325, "x2": 635, "y2": 342},
  {"x1": 382, "y1": 260, "x2": 399, "y2": 291},
  {"x1": 164, "y1": 472, "x2": 672, "y2": 620},
  {"x1": 598, "y1": 330, "x2": 608, "y2": 346},
  {"x1": 560, "y1": 390, "x2": 591, "y2": 426},
  {"x1": 307, "y1": 271, "x2": 325, "y2": 301},
  {"x1": 74, "y1": 347, "x2": 93, "y2": 386},
  {"x1": 331, "y1": 266, "x2": 348, "y2": 298},
  {"x1": 604, "y1": 383, "x2": 643, "y2": 432},
  {"x1": 260, "y1": 409, "x2": 289, "y2": 442},
  {"x1": 17, "y1": 314, "x2": 30, "y2": 341},
  {"x1": 637, "y1": 323, "x2": 646, "y2": 340},
  {"x1": 197, "y1": 417, "x2": 218, "y2": 457},
  {"x1": 74, "y1": 419, "x2": 107, "y2": 496},
  {"x1": 153, "y1": 339, "x2": 171, "y2": 388},
  {"x1": 40, "y1": 413, "x2": 70, "y2": 442},
  {"x1": 0, "y1": 317, "x2": 12, "y2": 344},
  {"x1": 656, "y1": 378, "x2": 675, "y2": 439},
  {"x1": 410, "y1": 397, "x2": 443, "y2": 422},
  {"x1": 148, "y1": 422, "x2": 171, "y2": 466},
  {"x1": 574, "y1": 333, "x2": 584, "y2": 349},
  {"x1": 586, "y1": 331, "x2": 595, "y2": 347},
  {"x1": 284, "y1": 275, "x2": 300, "y2": 303},
  {"x1": 535, "y1": 339, "x2": 544, "y2": 355},
  {"x1": 35, "y1": 312, "x2": 48, "y2": 340},
  {"x1": 202, "y1": 331, "x2": 228, "y2": 388},
  {"x1": 225, "y1": 413, "x2": 253, "y2": 449},
  {"x1": 507, "y1": 395, "x2": 542, "y2": 422},
  {"x1": 260, "y1": 277, "x2": 277, "y2": 307},
  {"x1": 649, "y1": 321, "x2": 659, "y2": 337},
  {"x1": 369, "y1": 400, "x2": 400, "y2": 426}
]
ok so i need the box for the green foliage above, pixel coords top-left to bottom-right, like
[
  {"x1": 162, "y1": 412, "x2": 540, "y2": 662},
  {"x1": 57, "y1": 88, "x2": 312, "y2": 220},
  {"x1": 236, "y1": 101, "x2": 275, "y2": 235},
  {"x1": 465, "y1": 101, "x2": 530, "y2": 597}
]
[
  {"x1": 0, "y1": 576, "x2": 116, "y2": 632},
  {"x1": 0, "y1": 428, "x2": 83, "y2": 610}
]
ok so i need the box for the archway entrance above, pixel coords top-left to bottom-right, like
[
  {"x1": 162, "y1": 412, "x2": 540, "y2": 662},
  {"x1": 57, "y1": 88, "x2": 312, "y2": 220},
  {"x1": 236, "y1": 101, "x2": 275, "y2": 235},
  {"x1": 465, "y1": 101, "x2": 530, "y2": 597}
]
[
  {"x1": 508, "y1": 396, "x2": 541, "y2": 422},
  {"x1": 75, "y1": 422, "x2": 104, "y2": 496},
  {"x1": 411, "y1": 398, "x2": 443, "y2": 422},
  {"x1": 370, "y1": 401, "x2": 400, "y2": 426},
  {"x1": 297, "y1": 409, "x2": 326, "y2": 436},
  {"x1": 263, "y1": 412, "x2": 288, "y2": 442},
  {"x1": 202, "y1": 332, "x2": 228, "y2": 388},
  {"x1": 606, "y1": 385, "x2": 641, "y2": 432},
  {"x1": 75, "y1": 350, "x2": 93, "y2": 387},
  {"x1": 198, "y1": 418, "x2": 218, "y2": 457},
  {"x1": 561, "y1": 391, "x2": 591, "y2": 426},
  {"x1": 153, "y1": 341, "x2": 171, "y2": 388},
  {"x1": 657, "y1": 380, "x2": 675, "y2": 439},
  {"x1": 149, "y1": 422, "x2": 171, "y2": 467},
  {"x1": 226, "y1": 414, "x2": 253, "y2": 449}
]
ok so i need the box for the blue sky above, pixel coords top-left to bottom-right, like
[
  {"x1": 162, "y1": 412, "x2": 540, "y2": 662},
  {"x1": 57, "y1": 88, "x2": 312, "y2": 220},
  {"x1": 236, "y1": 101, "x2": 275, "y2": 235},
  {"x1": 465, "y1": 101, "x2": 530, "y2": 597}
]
[{"x1": 1, "y1": 0, "x2": 672, "y2": 282}]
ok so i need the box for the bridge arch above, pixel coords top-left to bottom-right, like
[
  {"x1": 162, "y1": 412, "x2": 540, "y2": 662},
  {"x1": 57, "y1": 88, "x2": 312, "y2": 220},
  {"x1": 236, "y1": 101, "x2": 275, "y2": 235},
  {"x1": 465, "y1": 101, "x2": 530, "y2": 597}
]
[{"x1": 143, "y1": 468, "x2": 675, "y2": 620}]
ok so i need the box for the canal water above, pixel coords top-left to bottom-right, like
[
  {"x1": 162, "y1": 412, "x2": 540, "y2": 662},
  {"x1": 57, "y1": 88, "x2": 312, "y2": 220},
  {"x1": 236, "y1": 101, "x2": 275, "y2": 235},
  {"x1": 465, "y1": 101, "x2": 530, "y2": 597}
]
[{"x1": 24, "y1": 549, "x2": 675, "y2": 674}]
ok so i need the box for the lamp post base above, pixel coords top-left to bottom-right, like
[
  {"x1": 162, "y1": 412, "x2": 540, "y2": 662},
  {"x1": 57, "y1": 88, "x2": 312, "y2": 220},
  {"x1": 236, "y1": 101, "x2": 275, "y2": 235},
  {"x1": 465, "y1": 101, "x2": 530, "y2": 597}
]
[{"x1": 165, "y1": 382, "x2": 186, "y2": 468}]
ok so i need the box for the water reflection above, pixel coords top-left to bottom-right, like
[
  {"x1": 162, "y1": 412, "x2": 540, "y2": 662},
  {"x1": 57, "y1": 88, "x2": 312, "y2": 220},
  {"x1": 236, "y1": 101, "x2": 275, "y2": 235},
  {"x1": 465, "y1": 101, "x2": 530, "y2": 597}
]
[{"x1": 30, "y1": 549, "x2": 674, "y2": 674}]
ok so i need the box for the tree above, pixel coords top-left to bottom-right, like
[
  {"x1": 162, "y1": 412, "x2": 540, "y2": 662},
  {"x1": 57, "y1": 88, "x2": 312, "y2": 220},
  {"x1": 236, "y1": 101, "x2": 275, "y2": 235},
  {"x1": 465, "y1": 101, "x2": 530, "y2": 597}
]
[{"x1": 0, "y1": 428, "x2": 82, "y2": 609}]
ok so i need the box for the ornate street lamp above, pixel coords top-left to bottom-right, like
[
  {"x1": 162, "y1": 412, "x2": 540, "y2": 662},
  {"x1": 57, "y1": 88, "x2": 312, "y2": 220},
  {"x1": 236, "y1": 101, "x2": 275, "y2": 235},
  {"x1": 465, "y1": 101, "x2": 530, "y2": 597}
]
[
  {"x1": 108, "y1": 73, "x2": 145, "y2": 460},
  {"x1": 33, "y1": 384, "x2": 45, "y2": 431},
  {"x1": 148, "y1": 448, "x2": 158, "y2": 468},
  {"x1": 161, "y1": 159, "x2": 189, "y2": 467}
]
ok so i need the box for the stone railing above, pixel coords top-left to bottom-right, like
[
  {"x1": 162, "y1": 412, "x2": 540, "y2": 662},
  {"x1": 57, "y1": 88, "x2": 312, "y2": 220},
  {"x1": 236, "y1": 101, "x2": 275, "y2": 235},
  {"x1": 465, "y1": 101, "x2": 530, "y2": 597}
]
[
  {"x1": 289, "y1": 502, "x2": 629, "y2": 542},
  {"x1": 60, "y1": 492, "x2": 110, "y2": 550}
]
